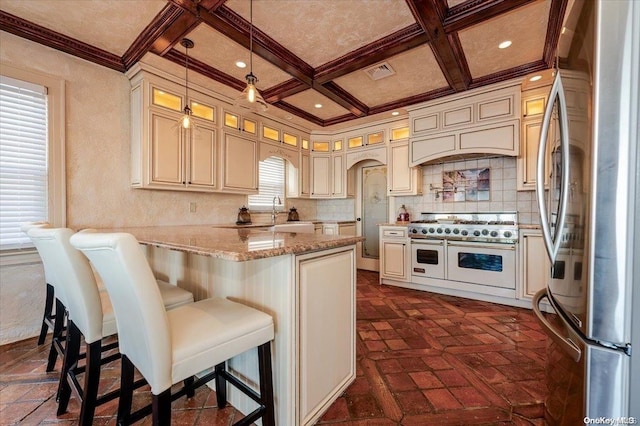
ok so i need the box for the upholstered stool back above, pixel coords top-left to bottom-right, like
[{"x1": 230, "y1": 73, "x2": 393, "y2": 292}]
[
  {"x1": 27, "y1": 227, "x2": 116, "y2": 343},
  {"x1": 70, "y1": 231, "x2": 172, "y2": 392}
]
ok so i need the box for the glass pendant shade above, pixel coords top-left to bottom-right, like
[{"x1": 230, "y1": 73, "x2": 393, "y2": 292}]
[
  {"x1": 234, "y1": 0, "x2": 267, "y2": 112},
  {"x1": 236, "y1": 73, "x2": 268, "y2": 112},
  {"x1": 180, "y1": 105, "x2": 193, "y2": 129}
]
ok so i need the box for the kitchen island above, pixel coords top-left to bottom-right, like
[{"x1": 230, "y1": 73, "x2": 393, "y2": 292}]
[{"x1": 105, "y1": 226, "x2": 363, "y2": 426}]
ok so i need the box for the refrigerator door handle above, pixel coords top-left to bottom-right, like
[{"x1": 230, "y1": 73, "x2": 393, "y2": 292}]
[
  {"x1": 536, "y1": 72, "x2": 571, "y2": 263},
  {"x1": 533, "y1": 288, "x2": 581, "y2": 362}
]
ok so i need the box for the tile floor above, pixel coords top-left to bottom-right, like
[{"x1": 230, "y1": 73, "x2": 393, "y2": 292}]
[{"x1": 0, "y1": 270, "x2": 548, "y2": 425}]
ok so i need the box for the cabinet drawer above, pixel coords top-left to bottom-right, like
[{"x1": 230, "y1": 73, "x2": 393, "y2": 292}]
[{"x1": 383, "y1": 228, "x2": 407, "y2": 238}]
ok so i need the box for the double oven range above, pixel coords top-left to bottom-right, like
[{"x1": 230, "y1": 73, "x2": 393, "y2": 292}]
[{"x1": 408, "y1": 212, "x2": 519, "y2": 296}]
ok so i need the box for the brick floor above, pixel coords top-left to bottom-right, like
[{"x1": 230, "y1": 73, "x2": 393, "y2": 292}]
[{"x1": 0, "y1": 270, "x2": 547, "y2": 425}]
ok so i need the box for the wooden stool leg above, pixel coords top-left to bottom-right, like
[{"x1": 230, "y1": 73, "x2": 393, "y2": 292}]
[
  {"x1": 152, "y1": 389, "x2": 171, "y2": 426},
  {"x1": 184, "y1": 376, "x2": 195, "y2": 398},
  {"x1": 38, "y1": 283, "x2": 55, "y2": 345},
  {"x1": 117, "y1": 355, "x2": 135, "y2": 426},
  {"x1": 258, "y1": 342, "x2": 275, "y2": 426},
  {"x1": 46, "y1": 299, "x2": 65, "y2": 372},
  {"x1": 214, "y1": 363, "x2": 227, "y2": 408},
  {"x1": 57, "y1": 321, "x2": 81, "y2": 415},
  {"x1": 78, "y1": 340, "x2": 102, "y2": 426}
]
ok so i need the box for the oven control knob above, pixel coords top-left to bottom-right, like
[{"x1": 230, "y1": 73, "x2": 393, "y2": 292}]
[
  {"x1": 421, "y1": 229, "x2": 427, "y2": 234},
  {"x1": 453, "y1": 228, "x2": 460, "y2": 234},
  {"x1": 482, "y1": 229, "x2": 489, "y2": 236},
  {"x1": 429, "y1": 227, "x2": 435, "y2": 233},
  {"x1": 445, "y1": 228, "x2": 451, "y2": 234},
  {"x1": 461, "y1": 230, "x2": 468, "y2": 236},
  {"x1": 504, "y1": 231, "x2": 513, "y2": 238},
  {"x1": 437, "y1": 228, "x2": 443, "y2": 234},
  {"x1": 411, "y1": 229, "x2": 417, "y2": 233},
  {"x1": 490, "y1": 230, "x2": 499, "y2": 237},
  {"x1": 473, "y1": 230, "x2": 481, "y2": 237}
]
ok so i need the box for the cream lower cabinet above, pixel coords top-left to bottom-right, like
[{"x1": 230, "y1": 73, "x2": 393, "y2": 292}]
[
  {"x1": 388, "y1": 141, "x2": 422, "y2": 196},
  {"x1": 220, "y1": 132, "x2": 258, "y2": 193},
  {"x1": 321, "y1": 223, "x2": 356, "y2": 235},
  {"x1": 298, "y1": 247, "x2": 356, "y2": 425},
  {"x1": 518, "y1": 229, "x2": 551, "y2": 300},
  {"x1": 379, "y1": 226, "x2": 409, "y2": 282}
]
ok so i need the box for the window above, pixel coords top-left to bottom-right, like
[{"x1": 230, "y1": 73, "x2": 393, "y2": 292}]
[
  {"x1": 248, "y1": 156, "x2": 285, "y2": 210},
  {"x1": 0, "y1": 64, "x2": 65, "y2": 255}
]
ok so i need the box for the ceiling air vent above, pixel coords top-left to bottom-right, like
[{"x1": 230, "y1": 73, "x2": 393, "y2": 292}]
[{"x1": 364, "y1": 62, "x2": 396, "y2": 81}]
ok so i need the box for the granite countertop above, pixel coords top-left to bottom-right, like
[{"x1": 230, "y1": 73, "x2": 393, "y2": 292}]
[
  {"x1": 99, "y1": 225, "x2": 364, "y2": 262},
  {"x1": 209, "y1": 220, "x2": 356, "y2": 229}
]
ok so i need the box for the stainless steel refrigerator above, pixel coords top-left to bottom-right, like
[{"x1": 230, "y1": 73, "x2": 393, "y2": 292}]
[{"x1": 531, "y1": 1, "x2": 640, "y2": 424}]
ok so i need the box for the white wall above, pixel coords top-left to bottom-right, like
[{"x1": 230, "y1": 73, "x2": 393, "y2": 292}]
[{"x1": 0, "y1": 32, "x2": 317, "y2": 344}]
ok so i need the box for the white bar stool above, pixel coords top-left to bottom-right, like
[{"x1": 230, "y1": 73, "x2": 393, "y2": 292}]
[
  {"x1": 71, "y1": 231, "x2": 276, "y2": 426},
  {"x1": 27, "y1": 227, "x2": 195, "y2": 425},
  {"x1": 21, "y1": 221, "x2": 66, "y2": 372}
]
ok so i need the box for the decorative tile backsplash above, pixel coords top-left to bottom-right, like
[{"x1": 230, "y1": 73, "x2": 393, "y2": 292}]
[{"x1": 393, "y1": 156, "x2": 540, "y2": 225}]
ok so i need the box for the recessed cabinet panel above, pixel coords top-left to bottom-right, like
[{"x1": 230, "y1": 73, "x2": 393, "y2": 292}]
[
  {"x1": 301, "y1": 153, "x2": 310, "y2": 196},
  {"x1": 332, "y1": 155, "x2": 344, "y2": 197},
  {"x1": 443, "y1": 106, "x2": 472, "y2": 127},
  {"x1": 413, "y1": 114, "x2": 438, "y2": 133},
  {"x1": 189, "y1": 126, "x2": 216, "y2": 188},
  {"x1": 459, "y1": 122, "x2": 516, "y2": 152},
  {"x1": 381, "y1": 241, "x2": 407, "y2": 279},
  {"x1": 150, "y1": 111, "x2": 183, "y2": 185},
  {"x1": 478, "y1": 97, "x2": 512, "y2": 120}
]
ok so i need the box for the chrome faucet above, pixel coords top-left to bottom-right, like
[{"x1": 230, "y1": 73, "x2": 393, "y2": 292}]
[{"x1": 272, "y1": 196, "x2": 282, "y2": 224}]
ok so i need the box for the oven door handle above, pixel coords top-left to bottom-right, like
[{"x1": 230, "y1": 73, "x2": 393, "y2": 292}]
[
  {"x1": 410, "y1": 239, "x2": 444, "y2": 246},
  {"x1": 446, "y1": 242, "x2": 515, "y2": 251}
]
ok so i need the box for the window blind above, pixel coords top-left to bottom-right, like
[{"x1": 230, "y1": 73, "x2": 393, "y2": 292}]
[
  {"x1": 0, "y1": 76, "x2": 48, "y2": 250},
  {"x1": 248, "y1": 156, "x2": 285, "y2": 210}
]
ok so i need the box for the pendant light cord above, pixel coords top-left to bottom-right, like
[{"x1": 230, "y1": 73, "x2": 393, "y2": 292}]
[{"x1": 249, "y1": 0, "x2": 253, "y2": 74}]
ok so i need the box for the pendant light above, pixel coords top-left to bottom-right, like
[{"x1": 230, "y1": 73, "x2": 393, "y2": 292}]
[
  {"x1": 179, "y1": 38, "x2": 195, "y2": 129},
  {"x1": 234, "y1": 0, "x2": 268, "y2": 112}
]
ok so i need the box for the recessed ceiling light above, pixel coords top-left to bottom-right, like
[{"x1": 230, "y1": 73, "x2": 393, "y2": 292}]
[
  {"x1": 529, "y1": 75, "x2": 542, "y2": 82},
  {"x1": 314, "y1": 103, "x2": 323, "y2": 108},
  {"x1": 498, "y1": 40, "x2": 512, "y2": 49},
  {"x1": 235, "y1": 61, "x2": 247, "y2": 68},
  {"x1": 391, "y1": 111, "x2": 400, "y2": 116},
  {"x1": 285, "y1": 115, "x2": 293, "y2": 120}
]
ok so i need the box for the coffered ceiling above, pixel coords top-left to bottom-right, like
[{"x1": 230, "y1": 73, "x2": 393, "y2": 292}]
[{"x1": 0, "y1": 0, "x2": 567, "y2": 129}]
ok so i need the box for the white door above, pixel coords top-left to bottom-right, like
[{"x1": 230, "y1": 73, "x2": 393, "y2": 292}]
[{"x1": 355, "y1": 161, "x2": 387, "y2": 271}]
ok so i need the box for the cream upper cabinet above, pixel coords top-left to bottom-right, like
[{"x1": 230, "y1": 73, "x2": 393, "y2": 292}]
[
  {"x1": 130, "y1": 70, "x2": 218, "y2": 192},
  {"x1": 220, "y1": 132, "x2": 258, "y2": 193},
  {"x1": 408, "y1": 83, "x2": 521, "y2": 166},
  {"x1": 519, "y1": 229, "x2": 551, "y2": 300},
  {"x1": 387, "y1": 137, "x2": 422, "y2": 196},
  {"x1": 310, "y1": 154, "x2": 331, "y2": 198},
  {"x1": 222, "y1": 108, "x2": 257, "y2": 136},
  {"x1": 332, "y1": 154, "x2": 345, "y2": 198},
  {"x1": 518, "y1": 85, "x2": 552, "y2": 191}
]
